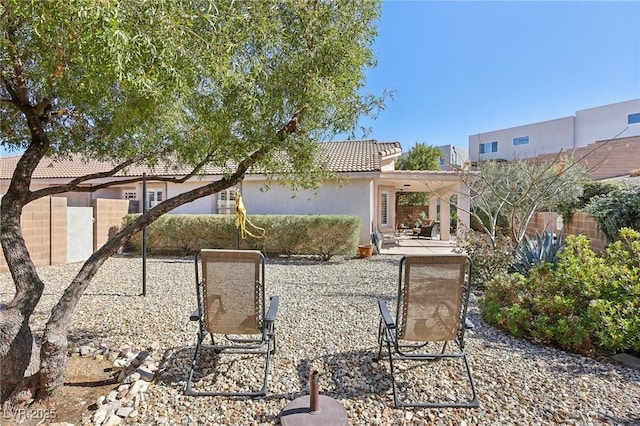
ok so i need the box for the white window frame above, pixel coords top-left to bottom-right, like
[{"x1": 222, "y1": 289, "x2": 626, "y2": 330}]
[
  {"x1": 217, "y1": 188, "x2": 237, "y2": 214},
  {"x1": 146, "y1": 189, "x2": 163, "y2": 210},
  {"x1": 123, "y1": 191, "x2": 137, "y2": 200},
  {"x1": 380, "y1": 191, "x2": 390, "y2": 227}
]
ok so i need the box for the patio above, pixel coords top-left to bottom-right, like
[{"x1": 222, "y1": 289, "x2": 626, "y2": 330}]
[{"x1": 377, "y1": 234, "x2": 458, "y2": 255}]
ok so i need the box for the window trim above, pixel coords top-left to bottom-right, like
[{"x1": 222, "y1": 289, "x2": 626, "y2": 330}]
[
  {"x1": 380, "y1": 191, "x2": 390, "y2": 227},
  {"x1": 479, "y1": 141, "x2": 498, "y2": 154},
  {"x1": 513, "y1": 136, "x2": 529, "y2": 146}
]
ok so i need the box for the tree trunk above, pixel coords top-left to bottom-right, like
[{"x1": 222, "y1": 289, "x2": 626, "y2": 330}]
[{"x1": 0, "y1": 187, "x2": 47, "y2": 405}]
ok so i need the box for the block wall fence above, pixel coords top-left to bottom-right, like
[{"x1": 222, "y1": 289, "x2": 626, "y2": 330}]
[
  {"x1": 527, "y1": 211, "x2": 607, "y2": 252},
  {"x1": 0, "y1": 197, "x2": 129, "y2": 274}
]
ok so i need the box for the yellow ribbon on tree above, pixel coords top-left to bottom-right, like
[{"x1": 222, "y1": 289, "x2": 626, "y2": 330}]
[{"x1": 235, "y1": 190, "x2": 265, "y2": 239}]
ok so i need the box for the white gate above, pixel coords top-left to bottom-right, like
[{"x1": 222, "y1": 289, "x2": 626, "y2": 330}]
[{"x1": 67, "y1": 207, "x2": 94, "y2": 263}]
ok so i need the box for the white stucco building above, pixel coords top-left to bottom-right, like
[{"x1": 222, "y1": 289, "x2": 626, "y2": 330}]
[
  {"x1": 0, "y1": 140, "x2": 471, "y2": 245},
  {"x1": 468, "y1": 99, "x2": 640, "y2": 162}
]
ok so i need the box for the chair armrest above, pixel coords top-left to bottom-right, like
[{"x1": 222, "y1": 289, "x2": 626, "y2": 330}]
[
  {"x1": 465, "y1": 318, "x2": 475, "y2": 329},
  {"x1": 189, "y1": 309, "x2": 200, "y2": 322},
  {"x1": 265, "y1": 295, "x2": 279, "y2": 322},
  {"x1": 378, "y1": 300, "x2": 395, "y2": 329}
]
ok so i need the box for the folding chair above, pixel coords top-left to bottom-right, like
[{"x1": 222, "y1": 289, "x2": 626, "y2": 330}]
[
  {"x1": 377, "y1": 254, "x2": 479, "y2": 408},
  {"x1": 185, "y1": 249, "x2": 279, "y2": 397}
]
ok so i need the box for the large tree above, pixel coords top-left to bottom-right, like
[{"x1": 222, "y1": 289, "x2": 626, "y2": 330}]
[
  {"x1": 0, "y1": 0, "x2": 382, "y2": 405},
  {"x1": 396, "y1": 142, "x2": 441, "y2": 206}
]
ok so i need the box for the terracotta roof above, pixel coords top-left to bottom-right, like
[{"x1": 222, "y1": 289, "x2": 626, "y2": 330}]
[{"x1": 0, "y1": 140, "x2": 402, "y2": 180}]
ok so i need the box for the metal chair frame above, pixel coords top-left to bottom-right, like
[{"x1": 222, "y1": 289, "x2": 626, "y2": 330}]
[
  {"x1": 377, "y1": 255, "x2": 479, "y2": 408},
  {"x1": 185, "y1": 249, "x2": 279, "y2": 397}
]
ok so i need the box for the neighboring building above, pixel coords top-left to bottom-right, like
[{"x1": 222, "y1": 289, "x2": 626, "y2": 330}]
[
  {"x1": 468, "y1": 99, "x2": 640, "y2": 165},
  {"x1": 0, "y1": 140, "x2": 471, "y2": 244},
  {"x1": 437, "y1": 144, "x2": 469, "y2": 171}
]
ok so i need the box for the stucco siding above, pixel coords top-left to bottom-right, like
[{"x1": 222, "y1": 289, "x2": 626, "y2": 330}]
[
  {"x1": 241, "y1": 179, "x2": 374, "y2": 243},
  {"x1": 470, "y1": 116, "x2": 574, "y2": 161},
  {"x1": 165, "y1": 182, "x2": 214, "y2": 214},
  {"x1": 575, "y1": 99, "x2": 640, "y2": 146}
]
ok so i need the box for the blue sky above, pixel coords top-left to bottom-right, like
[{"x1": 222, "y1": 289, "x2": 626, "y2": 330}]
[{"x1": 351, "y1": 0, "x2": 640, "y2": 151}]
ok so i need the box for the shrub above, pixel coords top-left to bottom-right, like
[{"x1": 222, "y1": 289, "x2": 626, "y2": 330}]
[
  {"x1": 456, "y1": 228, "x2": 514, "y2": 288},
  {"x1": 481, "y1": 229, "x2": 640, "y2": 354},
  {"x1": 583, "y1": 184, "x2": 640, "y2": 243},
  {"x1": 123, "y1": 214, "x2": 360, "y2": 259}
]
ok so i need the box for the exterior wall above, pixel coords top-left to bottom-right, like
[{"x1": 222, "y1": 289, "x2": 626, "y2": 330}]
[
  {"x1": 241, "y1": 179, "x2": 375, "y2": 244},
  {"x1": 165, "y1": 182, "x2": 214, "y2": 214},
  {"x1": 527, "y1": 211, "x2": 607, "y2": 252},
  {"x1": 0, "y1": 197, "x2": 129, "y2": 273},
  {"x1": 575, "y1": 99, "x2": 640, "y2": 146},
  {"x1": 534, "y1": 135, "x2": 640, "y2": 180},
  {"x1": 469, "y1": 99, "x2": 640, "y2": 162},
  {"x1": 92, "y1": 198, "x2": 130, "y2": 251},
  {"x1": 50, "y1": 197, "x2": 67, "y2": 265},
  {"x1": 437, "y1": 144, "x2": 469, "y2": 170},
  {"x1": 470, "y1": 116, "x2": 575, "y2": 161},
  {"x1": 0, "y1": 197, "x2": 67, "y2": 273}
]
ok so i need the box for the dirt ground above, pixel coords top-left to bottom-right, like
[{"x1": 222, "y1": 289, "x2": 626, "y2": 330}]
[{"x1": 3, "y1": 356, "x2": 116, "y2": 426}]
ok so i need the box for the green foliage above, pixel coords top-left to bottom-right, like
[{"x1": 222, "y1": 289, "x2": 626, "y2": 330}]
[
  {"x1": 124, "y1": 214, "x2": 360, "y2": 260},
  {"x1": 456, "y1": 229, "x2": 515, "y2": 288},
  {"x1": 304, "y1": 216, "x2": 361, "y2": 261},
  {"x1": 583, "y1": 184, "x2": 640, "y2": 243},
  {"x1": 1, "y1": 0, "x2": 383, "y2": 188},
  {"x1": 512, "y1": 229, "x2": 564, "y2": 276},
  {"x1": 481, "y1": 229, "x2": 640, "y2": 355},
  {"x1": 554, "y1": 180, "x2": 616, "y2": 224},
  {"x1": 396, "y1": 143, "x2": 442, "y2": 171},
  {"x1": 395, "y1": 142, "x2": 441, "y2": 206}
]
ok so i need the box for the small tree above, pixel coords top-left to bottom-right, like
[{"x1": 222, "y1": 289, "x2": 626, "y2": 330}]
[
  {"x1": 0, "y1": 0, "x2": 383, "y2": 405},
  {"x1": 454, "y1": 155, "x2": 587, "y2": 248}
]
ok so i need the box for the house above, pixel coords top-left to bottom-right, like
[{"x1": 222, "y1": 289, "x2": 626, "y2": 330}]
[
  {"x1": 0, "y1": 140, "x2": 471, "y2": 245},
  {"x1": 437, "y1": 144, "x2": 469, "y2": 171},
  {"x1": 468, "y1": 99, "x2": 640, "y2": 172}
]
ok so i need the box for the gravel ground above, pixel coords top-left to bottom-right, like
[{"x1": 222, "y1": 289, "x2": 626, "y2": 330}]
[{"x1": 1, "y1": 255, "x2": 639, "y2": 425}]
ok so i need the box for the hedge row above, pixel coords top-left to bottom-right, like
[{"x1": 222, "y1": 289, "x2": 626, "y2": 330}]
[{"x1": 123, "y1": 214, "x2": 361, "y2": 260}]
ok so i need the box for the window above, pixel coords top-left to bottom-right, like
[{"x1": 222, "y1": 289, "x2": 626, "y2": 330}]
[
  {"x1": 123, "y1": 191, "x2": 137, "y2": 200},
  {"x1": 479, "y1": 141, "x2": 498, "y2": 154},
  {"x1": 146, "y1": 190, "x2": 163, "y2": 210},
  {"x1": 513, "y1": 136, "x2": 529, "y2": 146},
  {"x1": 628, "y1": 113, "x2": 640, "y2": 124},
  {"x1": 217, "y1": 188, "x2": 237, "y2": 214},
  {"x1": 380, "y1": 191, "x2": 390, "y2": 226}
]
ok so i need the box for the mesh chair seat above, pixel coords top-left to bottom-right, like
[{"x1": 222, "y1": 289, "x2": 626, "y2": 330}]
[
  {"x1": 377, "y1": 254, "x2": 479, "y2": 408},
  {"x1": 185, "y1": 249, "x2": 279, "y2": 397}
]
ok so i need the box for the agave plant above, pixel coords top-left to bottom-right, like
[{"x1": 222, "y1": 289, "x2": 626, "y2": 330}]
[{"x1": 512, "y1": 229, "x2": 564, "y2": 276}]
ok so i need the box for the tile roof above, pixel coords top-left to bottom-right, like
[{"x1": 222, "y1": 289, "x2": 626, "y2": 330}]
[{"x1": 0, "y1": 140, "x2": 401, "y2": 180}]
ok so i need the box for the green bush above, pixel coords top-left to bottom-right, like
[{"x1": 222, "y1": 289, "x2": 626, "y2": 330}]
[
  {"x1": 480, "y1": 228, "x2": 640, "y2": 355},
  {"x1": 123, "y1": 214, "x2": 360, "y2": 260},
  {"x1": 583, "y1": 184, "x2": 640, "y2": 243}
]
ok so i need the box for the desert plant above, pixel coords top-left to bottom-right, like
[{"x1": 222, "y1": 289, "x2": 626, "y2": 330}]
[
  {"x1": 456, "y1": 227, "x2": 515, "y2": 288},
  {"x1": 512, "y1": 229, "x2": 564, "y2": 276},
  {"x1": 583, "y1": 184, "x2": 640, "y2": 243},
  {"x1": 481, "y1": 229, "x2": 640, "y2": 355}
]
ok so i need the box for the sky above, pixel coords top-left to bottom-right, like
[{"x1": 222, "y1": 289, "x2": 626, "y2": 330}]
[
  {"x1": 349, "y1": 0, "x2": 640, "y2": 151},
  {"x1": 2, "y1": 1, "x2": 639, "y2": 157}
]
